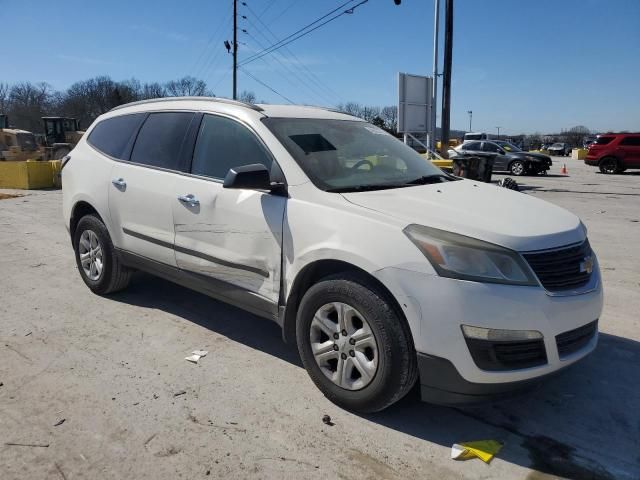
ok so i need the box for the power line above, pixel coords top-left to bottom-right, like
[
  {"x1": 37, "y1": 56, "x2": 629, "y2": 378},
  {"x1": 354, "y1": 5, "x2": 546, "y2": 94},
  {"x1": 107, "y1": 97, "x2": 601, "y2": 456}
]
[
  {"x1": 190, "y1": 8, "x2": 233, "y2": 79},
  {"x1": 238, "y1": 0, "x2": 360, "y2": 66},
  {"x1": 240, "y1": 67, "x2": 295, "y2": 103},
  {"x1": 241, "y1": 1, "x2": 345, "y2": 104},
  {"x1": 258, "y1": 0, "x2": 277, "y2": 17},
  {"x1": 243, "y1": 30, "x2": 332, "y2": 105},
  {"x1": 240, "y1": 12, "x2": 334, "y2": 103},
  {"x1": 267, "y1": 0, "x2": 299, "y2": 24}
]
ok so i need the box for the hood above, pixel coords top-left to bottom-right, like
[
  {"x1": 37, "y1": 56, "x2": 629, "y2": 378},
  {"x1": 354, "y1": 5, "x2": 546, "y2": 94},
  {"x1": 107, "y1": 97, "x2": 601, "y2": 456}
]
[
  {"x1": 509, "y1": 151, "x2": 552, "y2": 163},
  {"x1": 342, "y1": 180, "x2": 584, "y2": 252}
]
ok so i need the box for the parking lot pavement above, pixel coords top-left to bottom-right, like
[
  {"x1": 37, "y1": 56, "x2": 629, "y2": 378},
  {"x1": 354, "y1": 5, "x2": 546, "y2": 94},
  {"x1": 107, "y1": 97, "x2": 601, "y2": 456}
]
[{"x1": 0, "y1": 158, "x2": 638, "y2": 480}]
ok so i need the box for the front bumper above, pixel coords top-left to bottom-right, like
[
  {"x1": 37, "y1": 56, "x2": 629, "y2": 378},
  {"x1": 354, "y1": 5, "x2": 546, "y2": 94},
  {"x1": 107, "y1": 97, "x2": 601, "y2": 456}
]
[{"x1": 374, "y1": 266, "x2": 603, "y2": 404}]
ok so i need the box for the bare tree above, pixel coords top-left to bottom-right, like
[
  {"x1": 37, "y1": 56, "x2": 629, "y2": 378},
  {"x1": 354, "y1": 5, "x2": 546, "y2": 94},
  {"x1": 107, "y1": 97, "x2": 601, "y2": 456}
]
[
  {"x1": 380, "y1": 105, "x2": 398, "y2": 132},
  {"x1": 238, "y1": 90, "x2": 256, "y2": 103},
  {"x1": 563, "y1": 125, "x2": 590, "y2": 147},
  {"x1": 337, "y1": 102, "x2": 364, "y2": 118},
  {"x1": 7, "y1": 82, "x2": 55, "y2": 132},
  {"x1": 0, "y1": 82, "x2": 10, "y2": 114},
  {"x1": 141, "y1": 82, "x2": 167, "y2": 99},
  {"x1": 165, "y1": 76, "x2": 210, "y2": 97}
]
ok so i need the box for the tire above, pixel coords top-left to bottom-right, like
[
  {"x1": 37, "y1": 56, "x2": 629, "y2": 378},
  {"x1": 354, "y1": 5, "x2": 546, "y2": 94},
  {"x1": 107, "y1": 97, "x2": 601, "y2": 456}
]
[
  {"x1": 509, "y1": 160, "x2": 526, "y2": 176},
  {"x1": 73, "y1": 214, "x2": 131, "y2": 294},
  {"x1": 296, "y1": 273, "x2": 417, "y2": 413},
  {"x1": 599, "y1": 157, "x2": 620, "y2": 174}
]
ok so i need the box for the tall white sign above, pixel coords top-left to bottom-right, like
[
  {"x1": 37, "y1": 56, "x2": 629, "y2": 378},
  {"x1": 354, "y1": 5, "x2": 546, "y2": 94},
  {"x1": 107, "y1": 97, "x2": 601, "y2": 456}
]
[{"x1": 398, "y1": 72, "x2": 433, "y2": 134}]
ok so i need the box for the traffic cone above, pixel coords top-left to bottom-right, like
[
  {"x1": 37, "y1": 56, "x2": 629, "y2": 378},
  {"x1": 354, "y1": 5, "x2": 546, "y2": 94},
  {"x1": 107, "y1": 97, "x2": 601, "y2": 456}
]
[{"x1": 560, "y1": 163, "x2": 568, "y2": 174}]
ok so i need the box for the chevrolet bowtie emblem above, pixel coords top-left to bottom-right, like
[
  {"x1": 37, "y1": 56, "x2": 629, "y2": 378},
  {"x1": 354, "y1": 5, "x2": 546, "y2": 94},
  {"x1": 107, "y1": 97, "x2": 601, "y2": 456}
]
[{"x1": 580, "y1": 256, "x2": 594, "y2": 274}]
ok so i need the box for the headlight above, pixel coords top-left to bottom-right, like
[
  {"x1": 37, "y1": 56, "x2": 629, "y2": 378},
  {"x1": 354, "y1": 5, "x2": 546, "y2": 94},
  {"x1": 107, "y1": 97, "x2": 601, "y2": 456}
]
[{"x1": 403, "y1": 224, "x2": 538, "y2": 286}]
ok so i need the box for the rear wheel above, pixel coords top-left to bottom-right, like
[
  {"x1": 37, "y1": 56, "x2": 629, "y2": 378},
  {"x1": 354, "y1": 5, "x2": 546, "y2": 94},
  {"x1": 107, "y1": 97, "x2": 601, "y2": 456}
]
[
  {"x1": 599, "y1": 157, "x2": 620, "y2": 174},
  {"x1": 509, "y1": 160, "x2": 526, "y2": 176},
  {"x1": 73, "y1": 215, "x2": 131, "y2": 294},
  {"x1": 296, "y1": 273, "x2": 417, "y2": 413}
]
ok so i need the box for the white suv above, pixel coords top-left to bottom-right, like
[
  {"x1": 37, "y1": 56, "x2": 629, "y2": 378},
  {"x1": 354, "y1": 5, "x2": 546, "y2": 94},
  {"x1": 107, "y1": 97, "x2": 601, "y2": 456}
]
[{"x1": 62, "y1": 97, "x2": 603, "y2": 412}]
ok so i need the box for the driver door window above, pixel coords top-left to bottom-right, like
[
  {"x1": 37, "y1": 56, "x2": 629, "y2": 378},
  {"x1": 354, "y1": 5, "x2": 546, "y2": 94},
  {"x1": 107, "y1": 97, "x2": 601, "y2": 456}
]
[{"x1": 191, "y1": 114, "x2": 272, "y2": 179}]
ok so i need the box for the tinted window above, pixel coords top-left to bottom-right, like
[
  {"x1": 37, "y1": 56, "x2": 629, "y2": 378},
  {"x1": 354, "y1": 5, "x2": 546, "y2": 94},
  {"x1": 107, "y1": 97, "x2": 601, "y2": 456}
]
[
  {"x1": 620, "y1": 136, "x2": 640, "y2": 146},
  {"x1": 88, "y1": 114, "x2": 145, "y2": 159},
  {"x1": 462, "y1": 142, "x2": 481, "y2": 150},
  {"x1": 130, "y1": 112, "x2": 193, "y2": 170},
  {"x1": 595, "y1": 136, "x2": 615, "y2": 145},
  {"x1": 482, "y1": 142, "x2": 500, "y2": 152},
  {"x1": 191, "y1": 114, "x2": 272, "y2": 179}
]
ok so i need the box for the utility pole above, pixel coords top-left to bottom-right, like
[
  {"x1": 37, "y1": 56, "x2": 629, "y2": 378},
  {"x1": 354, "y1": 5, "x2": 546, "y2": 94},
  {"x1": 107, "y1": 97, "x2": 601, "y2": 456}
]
[
  {"x1": 467, "y1": 110, "x2": 472, "y2": 132},
  {"x1": 233, "y1": 0, "x2": 238, "y2": 100},
  {"x1": 496, "y1": 126, "x2": 501, "y2": 138},
  {"x1": 440, "y1": 0, "x2": 453, "y2": 157},
  {"x1": 431, "y1": 0, "x2": 440, "y2": 153}
]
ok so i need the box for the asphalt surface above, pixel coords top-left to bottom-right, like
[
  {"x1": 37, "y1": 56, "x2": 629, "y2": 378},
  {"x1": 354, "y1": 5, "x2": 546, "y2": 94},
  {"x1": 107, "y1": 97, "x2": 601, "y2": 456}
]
[{"x1": 1, "y1": 158, "x2": 638, "y2": 479}]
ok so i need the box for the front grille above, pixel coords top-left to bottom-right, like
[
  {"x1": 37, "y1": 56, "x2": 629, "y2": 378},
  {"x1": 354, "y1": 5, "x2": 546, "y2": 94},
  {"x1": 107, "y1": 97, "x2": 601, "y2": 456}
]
[
  {"x1": 556, "y1": 320, "x2": 598, "y2": 358},
  {"x1": 465, "y1": 338, "x2": 548, "y2": 371},
  {"x1": 523, "y1": 240, "x2": 593, "y2": 292}
]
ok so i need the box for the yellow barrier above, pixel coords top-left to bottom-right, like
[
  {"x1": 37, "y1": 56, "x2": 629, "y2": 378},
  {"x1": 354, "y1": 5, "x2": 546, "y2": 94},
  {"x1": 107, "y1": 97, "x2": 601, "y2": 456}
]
[
  {"x1": 571, "y1": 148, "x2": 587, "y2": 160},
  {"x1": 0, "y1": 160, "x2": 61, "y2": 189}
]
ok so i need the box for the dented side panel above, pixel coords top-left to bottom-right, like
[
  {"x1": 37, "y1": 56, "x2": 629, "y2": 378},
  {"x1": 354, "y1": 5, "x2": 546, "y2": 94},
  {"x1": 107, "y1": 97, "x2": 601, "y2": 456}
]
[{"x1": 172, "y1": 174, "x2": 285, "y2": 304}]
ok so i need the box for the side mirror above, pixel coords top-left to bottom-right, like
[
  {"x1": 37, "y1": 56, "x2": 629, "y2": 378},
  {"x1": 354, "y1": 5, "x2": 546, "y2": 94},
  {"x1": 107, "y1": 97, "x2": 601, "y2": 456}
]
[
  {"x1": 223, "y1": 163, "x2": 272, "y2": 190},
  {"x1": 498, "y1": 149, "x2": 506, "y2": 155}
]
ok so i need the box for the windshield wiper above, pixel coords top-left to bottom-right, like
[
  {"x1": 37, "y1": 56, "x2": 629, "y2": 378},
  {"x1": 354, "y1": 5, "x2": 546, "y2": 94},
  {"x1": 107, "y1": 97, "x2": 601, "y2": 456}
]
[
  {"x1": 325, "y1": 183, "x2": 411, "y2": 193},
  {"x1": 403, "y1": 174, "x2": 456, "y2": 185}
]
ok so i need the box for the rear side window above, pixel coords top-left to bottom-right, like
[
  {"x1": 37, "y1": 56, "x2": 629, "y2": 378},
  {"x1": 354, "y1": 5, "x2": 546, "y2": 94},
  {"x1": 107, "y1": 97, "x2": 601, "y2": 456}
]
[
  {"x1": 191, "y1": 114, "x2": 272, "y2": 179},
  {"x1": 594, "y1": 136, "x2": 615, "y2": 145},
  {"x1": 130, "y1": 112, "x2": 194, "y2": 170},
  {"x1": 619, "y1": 136, "x2": 640, "y2": 146},
  {"x1": 462, "y1": 142, "x2": 481, "y2": 150},
  {"x1": 88, "y1": 114, "x2": 145, "y2": 159},
  {"x1": 482, "y1": 142, "x2": 499, "y2": 152}
]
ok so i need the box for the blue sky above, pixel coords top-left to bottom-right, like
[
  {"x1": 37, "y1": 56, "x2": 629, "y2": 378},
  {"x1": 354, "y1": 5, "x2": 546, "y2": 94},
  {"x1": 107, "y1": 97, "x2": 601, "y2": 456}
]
[{"x1": 3, "y1": 0, "x2": 639, "y2": 133}]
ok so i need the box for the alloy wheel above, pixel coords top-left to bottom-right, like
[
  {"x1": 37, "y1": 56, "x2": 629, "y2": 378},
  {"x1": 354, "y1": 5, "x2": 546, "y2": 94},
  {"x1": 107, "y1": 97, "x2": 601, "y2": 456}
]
[
  {"x1": 78, "y1": 230, "x2": 104, "y2": 281},
  {"x1": 511, "y1": 161, "x2": 525, "y2": 175},
  {"x1": 309, "y1": 302, "x2": 379, "y2": 390}
]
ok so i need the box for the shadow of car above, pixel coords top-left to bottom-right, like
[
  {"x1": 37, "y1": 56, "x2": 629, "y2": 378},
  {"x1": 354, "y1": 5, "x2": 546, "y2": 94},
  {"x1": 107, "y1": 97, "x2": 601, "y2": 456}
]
[{"x1": 113, "y1": 273, "x2": 638, "y2": 480}]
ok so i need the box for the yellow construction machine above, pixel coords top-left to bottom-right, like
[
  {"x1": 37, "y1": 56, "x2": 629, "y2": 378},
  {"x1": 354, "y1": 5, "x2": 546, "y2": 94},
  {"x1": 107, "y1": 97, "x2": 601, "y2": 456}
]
[
  {"x1": 42, "y1": 117, "x2": 84, "y2": 159},
  {"x1": 0, "y1": 114, "x2": 41, "y2": 161}
]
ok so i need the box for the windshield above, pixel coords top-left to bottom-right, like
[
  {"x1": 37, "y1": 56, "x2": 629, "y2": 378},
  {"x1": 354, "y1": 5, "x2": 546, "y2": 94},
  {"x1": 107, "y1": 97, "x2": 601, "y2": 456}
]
[
  {"x1": 551, "y1": 143, "x2": 563, "y2": 148},
  {"x1": 495, "y1": 141, "x2": 521, "y2": 152},
  {"x1": 263, "y1": 118, "x2": 446, "y2": 192}
]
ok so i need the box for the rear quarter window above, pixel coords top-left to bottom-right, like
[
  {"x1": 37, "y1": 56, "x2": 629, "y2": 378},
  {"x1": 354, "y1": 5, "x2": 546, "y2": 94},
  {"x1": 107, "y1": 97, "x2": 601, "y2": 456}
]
[
  {"x1": 88, "y1": 113, "x2": 146, "y2": 159},
  {"x1": 594, "y1": 136, "x2": 615, "y2": 145}
]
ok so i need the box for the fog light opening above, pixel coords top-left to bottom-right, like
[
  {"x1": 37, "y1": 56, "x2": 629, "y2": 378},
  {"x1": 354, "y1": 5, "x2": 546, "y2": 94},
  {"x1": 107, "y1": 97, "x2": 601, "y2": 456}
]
[{"x1": 461, "y1": 325, "x2": 543, "y2": 342}]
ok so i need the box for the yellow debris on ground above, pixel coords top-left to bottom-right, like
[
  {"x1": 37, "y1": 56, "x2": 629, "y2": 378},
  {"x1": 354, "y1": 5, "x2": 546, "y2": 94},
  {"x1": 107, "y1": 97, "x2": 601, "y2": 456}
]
[{"x1": 450, "y1": 440, "x2": 503, "y2": 463}]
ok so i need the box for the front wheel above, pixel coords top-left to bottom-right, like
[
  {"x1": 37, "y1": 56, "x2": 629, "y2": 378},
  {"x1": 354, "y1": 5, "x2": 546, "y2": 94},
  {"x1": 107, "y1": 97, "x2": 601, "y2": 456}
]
[
  {"x1": 509, "y1": 160, "x2": 526, "y2": 176},
  {"x1": 73, "y1": 214, "x2": 131, "y2": 294},
  {"x1": 296, "y1": 273, "x2": 417, "y2": 413},
  {"x1": 599, "y1": 157, "x2": 620, "y2": 174}
]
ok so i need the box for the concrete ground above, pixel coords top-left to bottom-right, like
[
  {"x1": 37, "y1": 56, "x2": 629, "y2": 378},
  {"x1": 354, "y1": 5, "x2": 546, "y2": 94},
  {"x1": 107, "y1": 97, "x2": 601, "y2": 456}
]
[{"x1": 1, "y1": 158, "x2": 638, "y2": 480}]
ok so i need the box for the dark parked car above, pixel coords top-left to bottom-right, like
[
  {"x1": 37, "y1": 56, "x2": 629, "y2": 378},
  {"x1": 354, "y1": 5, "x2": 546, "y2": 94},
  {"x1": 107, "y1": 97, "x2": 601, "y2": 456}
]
[
  {"x1": 585, "y1": 133, "x2": 640, "y2": 174},
  {"x1": 547, "y1": 142, "x2": 572, "y2": 156},
  {"x1": 452, "y1": 140, "x2": 552, "y2": 176}
]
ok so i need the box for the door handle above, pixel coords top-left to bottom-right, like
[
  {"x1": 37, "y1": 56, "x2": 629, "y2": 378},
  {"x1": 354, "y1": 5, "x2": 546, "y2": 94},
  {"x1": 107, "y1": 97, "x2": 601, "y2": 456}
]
[
  {"x1": 112, "y1": 178, "x2": 126, "y2": 188},
  {"x1": 178, "y1": 194, "x2": 200, "y2": 207}
]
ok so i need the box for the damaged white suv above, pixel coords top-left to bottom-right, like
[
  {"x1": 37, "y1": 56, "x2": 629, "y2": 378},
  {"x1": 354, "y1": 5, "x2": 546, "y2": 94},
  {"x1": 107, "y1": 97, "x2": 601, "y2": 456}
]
[{"x1": 62, "y1": 98, "x2": 603, "y2": 412}]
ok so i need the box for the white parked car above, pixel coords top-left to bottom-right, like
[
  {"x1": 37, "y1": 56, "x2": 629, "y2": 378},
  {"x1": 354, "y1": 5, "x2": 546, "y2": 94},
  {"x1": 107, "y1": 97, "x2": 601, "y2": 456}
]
[{"x1": 62, "y1": 97, "x2": 603, "y2": 412}]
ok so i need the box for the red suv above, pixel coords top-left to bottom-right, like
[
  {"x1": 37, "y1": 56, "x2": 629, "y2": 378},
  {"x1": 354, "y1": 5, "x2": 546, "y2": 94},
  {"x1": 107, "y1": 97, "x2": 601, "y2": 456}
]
[{"x1": 585, "y1": 133, "x2": 640, "y2": 174}]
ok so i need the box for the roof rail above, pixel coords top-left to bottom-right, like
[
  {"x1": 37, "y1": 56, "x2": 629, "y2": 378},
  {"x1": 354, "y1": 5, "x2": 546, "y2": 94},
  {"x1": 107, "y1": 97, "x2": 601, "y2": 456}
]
[{"x1": 109, "y1": 96, "x2": 264, "y2": 112}]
